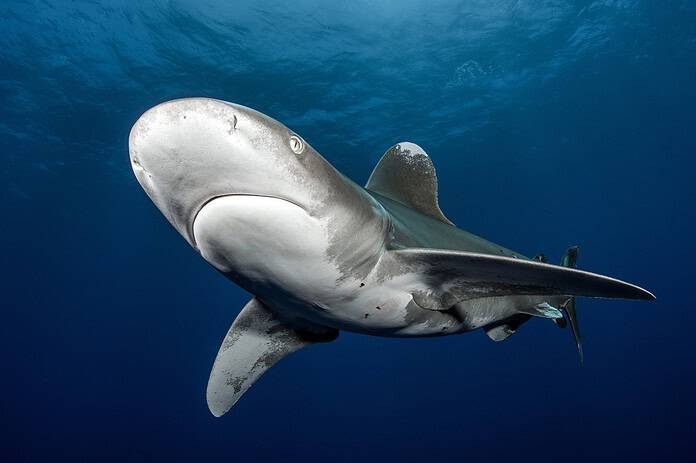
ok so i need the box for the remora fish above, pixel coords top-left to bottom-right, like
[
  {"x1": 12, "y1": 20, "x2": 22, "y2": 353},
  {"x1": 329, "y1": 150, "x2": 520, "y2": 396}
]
[{"x1": 129, "y1": 98, "x2": 654, "y2": 417}]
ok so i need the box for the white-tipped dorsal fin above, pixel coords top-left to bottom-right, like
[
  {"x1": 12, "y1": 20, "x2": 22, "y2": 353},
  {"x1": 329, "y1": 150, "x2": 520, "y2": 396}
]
[
  {"x1": 366, "y1": 142, "x2": 454, "y2": 225},
  {"x1": 206, "y1": 297, "x2": 337, "y2": 417}
]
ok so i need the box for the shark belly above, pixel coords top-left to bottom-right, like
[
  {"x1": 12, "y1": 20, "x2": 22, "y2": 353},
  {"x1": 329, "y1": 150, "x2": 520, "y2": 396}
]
[
  {"x1": 191, "y1": 194, "x2": 463, "y2": 335},
  {"x1": 193, "y1": 195, "x2": 341, "y2": 304}
]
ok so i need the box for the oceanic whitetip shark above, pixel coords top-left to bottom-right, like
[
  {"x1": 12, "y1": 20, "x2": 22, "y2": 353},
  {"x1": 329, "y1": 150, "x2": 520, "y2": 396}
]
[{"x1": 129, "y1": 98, "x2": 654, "y2": 417}]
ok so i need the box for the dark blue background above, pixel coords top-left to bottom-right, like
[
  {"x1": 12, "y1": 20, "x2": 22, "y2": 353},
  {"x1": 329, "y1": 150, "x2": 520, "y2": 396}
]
[{"x1": 2, "y1": 1, "x2": 695, "y2": 461}]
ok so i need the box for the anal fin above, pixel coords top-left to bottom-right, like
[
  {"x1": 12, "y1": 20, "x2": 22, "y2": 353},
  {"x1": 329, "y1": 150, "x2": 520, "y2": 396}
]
[
  {"x1": 485, "y1": 324, "x2": 516, "y2": 342},
  {"x1": 484, "y1": 314, "x2": 532, "y2": 342},
  {"x1": 206, "y1": 297, "x2": 337, "y2": 417}
]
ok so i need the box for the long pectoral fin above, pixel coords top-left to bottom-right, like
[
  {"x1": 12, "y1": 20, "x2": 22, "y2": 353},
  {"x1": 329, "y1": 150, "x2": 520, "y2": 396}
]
[
  {"x1": 206, "y1": 297, "x2": 337, "y2": 417},
  {"x1": 380, "y1": 248, "x2": 654, "y2": 311}
]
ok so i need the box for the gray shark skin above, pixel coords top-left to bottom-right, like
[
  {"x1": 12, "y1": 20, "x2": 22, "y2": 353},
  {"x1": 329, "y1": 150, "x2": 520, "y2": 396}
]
[{"x1": 129, "y1": 97, "x2": 654, "y2": 417}]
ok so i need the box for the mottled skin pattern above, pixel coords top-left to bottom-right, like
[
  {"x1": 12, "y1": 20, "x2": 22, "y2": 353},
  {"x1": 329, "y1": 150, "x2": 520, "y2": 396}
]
[{"x1": 129, "y1": 98, "x2": 653, "y2": 415}]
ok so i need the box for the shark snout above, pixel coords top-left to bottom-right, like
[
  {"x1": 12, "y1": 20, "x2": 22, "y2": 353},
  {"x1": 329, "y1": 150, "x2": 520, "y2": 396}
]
[
  {"x1": 129, "y1": 97, "x2": 318, "y2": 249},
  {"x1": 129, "y1": 98, "x2": 254, "y2": 247}
]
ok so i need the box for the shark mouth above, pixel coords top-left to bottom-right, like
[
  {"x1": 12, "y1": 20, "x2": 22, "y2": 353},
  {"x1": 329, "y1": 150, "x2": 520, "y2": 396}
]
[{"x1": 189, "y1": 193, "x2": 307, "y2": 250}]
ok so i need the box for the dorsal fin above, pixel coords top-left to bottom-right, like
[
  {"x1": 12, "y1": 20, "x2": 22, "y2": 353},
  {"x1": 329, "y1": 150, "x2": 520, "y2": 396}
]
[{"x1": 366, "y1": 142, "x2": 454, "y2": 225}]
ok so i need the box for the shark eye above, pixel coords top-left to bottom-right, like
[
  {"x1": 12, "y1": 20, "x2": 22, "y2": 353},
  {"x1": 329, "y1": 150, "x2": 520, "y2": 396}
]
[{"x1": 289, "y1": 135, "x2": 305, "y2": 154}]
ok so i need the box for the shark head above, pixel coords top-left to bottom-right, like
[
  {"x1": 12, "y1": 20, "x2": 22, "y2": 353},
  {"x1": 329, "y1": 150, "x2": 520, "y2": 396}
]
[{"x1": 129, "y1": 98, "x2": 371, "y2": 250}]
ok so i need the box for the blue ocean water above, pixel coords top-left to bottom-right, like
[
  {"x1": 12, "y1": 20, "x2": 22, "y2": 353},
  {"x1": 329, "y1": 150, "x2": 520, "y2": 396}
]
[{"x1": 2, "y1": 0, "x2": 695, "y2": 460}]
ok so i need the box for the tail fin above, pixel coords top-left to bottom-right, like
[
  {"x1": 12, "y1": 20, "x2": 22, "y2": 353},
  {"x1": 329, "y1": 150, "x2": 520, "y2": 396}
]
[{"x1": 560, "y1": 246, "x2": 583, "y2": 364}]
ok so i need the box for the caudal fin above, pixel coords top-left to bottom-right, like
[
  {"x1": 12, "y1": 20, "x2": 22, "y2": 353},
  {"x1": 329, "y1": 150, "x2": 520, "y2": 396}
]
[{"x1": 560, "y1": 246, "x2": 583, "y2": 364}]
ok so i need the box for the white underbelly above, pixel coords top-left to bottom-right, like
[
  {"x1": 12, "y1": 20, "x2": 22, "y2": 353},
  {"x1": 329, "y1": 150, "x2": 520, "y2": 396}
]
[
  {"x1": 192, "y1": 195, "x2": 341, "y2": 298},
  {"x1": 191, "y1": 195, "x2": 468, "y2": 335}
]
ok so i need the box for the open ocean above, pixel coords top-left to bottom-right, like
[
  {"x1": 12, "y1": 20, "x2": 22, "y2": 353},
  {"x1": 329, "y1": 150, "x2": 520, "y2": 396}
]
[{"x1": 2, "y1": 1, "x2": 695, "y2": 461}]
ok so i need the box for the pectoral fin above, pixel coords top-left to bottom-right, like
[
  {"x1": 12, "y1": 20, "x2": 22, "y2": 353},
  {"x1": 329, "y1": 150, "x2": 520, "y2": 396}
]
[
  {"x1": 379, "y1": 248, "x2": 654, "y2": 311},
  {"x1": 206, "y1": 297, "x2": 337, "y2": 417}
]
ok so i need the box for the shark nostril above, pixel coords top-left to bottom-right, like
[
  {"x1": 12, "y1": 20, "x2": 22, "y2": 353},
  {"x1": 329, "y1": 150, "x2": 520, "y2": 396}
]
[
  {"x1": 227, "y1": 115, "x2": 238, "y2": 134},
  {"x1": 131, "y1": 157, "x2": 151, "y2": 177}
]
